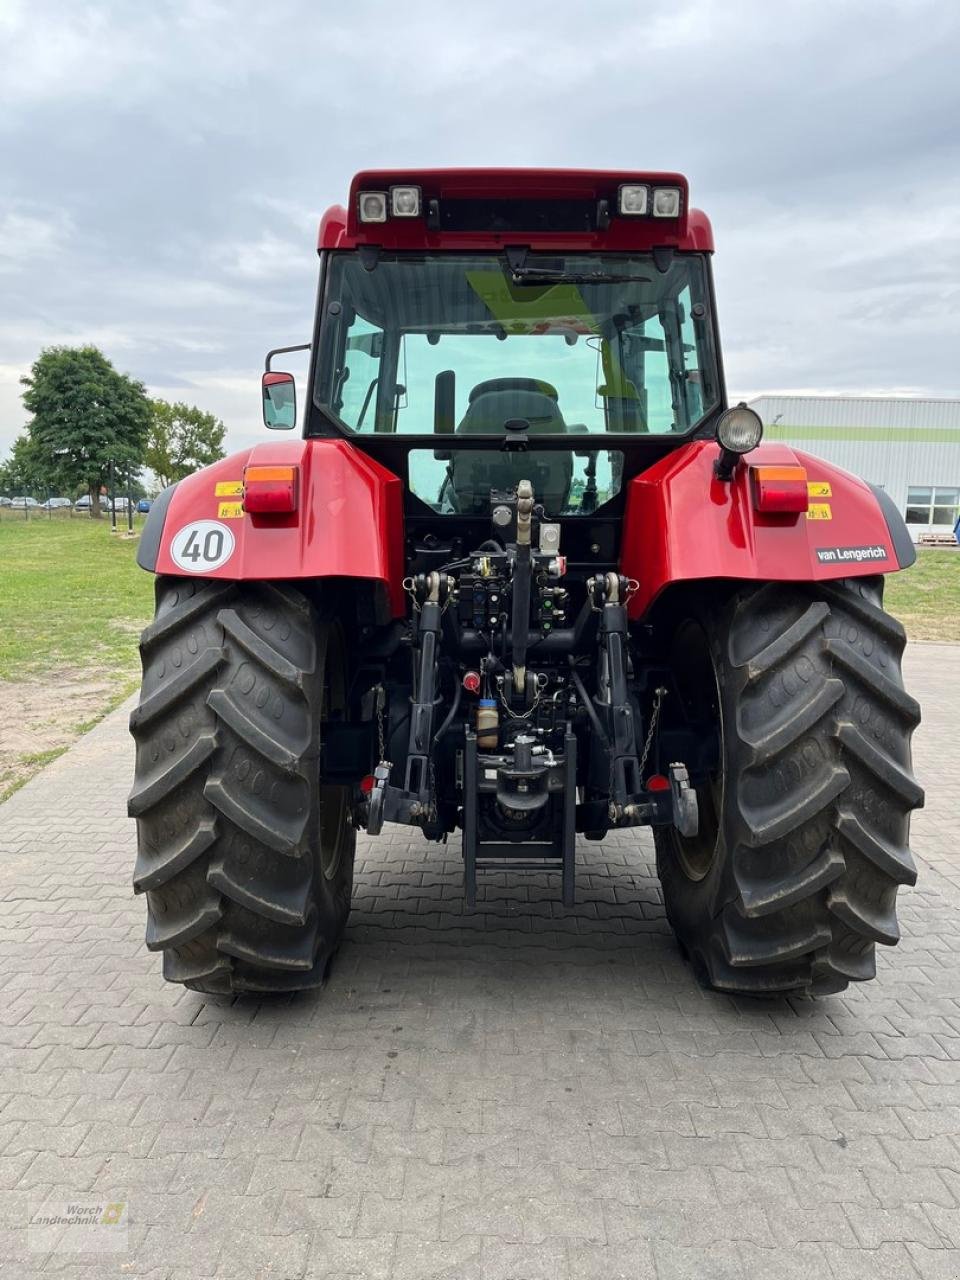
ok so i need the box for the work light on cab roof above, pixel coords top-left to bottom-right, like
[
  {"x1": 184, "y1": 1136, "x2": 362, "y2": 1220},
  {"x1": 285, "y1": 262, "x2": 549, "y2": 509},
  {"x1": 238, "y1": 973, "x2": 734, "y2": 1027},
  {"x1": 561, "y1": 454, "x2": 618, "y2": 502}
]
[
  {"x1": 131, "y1": 166, "x2": 923, "y2": 1005},
  {"x1": 322, "y1": 168, "x2": 708, "y2": 252}
]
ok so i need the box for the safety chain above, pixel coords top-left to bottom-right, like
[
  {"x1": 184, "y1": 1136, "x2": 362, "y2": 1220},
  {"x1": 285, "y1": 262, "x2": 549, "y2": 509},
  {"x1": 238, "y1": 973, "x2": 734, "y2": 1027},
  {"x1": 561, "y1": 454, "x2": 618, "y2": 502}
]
[
  {"x1": 499, "y1": 684, "x2": 542, "y2": 721},
  {"x1": 402, "y1": 576, "x2": 421, "y2": 613},
  {"x1": 374, "y1": 683, "x2": 388, "y2": 763},
  {"x1": 428, "y1": 758, "x2": 438, "y2": 824},
  {"x1": 639, "y1": 685, "x2": 668, "y2": 778}
]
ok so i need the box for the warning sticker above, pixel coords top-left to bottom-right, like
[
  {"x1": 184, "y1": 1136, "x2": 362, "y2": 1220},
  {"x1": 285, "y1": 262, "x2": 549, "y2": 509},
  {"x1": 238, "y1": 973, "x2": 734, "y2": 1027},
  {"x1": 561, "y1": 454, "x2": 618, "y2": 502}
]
[
  {"x1": 807, "y1": 481, "x2": 832, "y2": 497},
  {"x1": 806, "y1": 503, "x2": 832, "y2": 520},
  {"x1": 217, "y1": 501, "x2": 244, "y2": 519},
  {"x1": 215, "y1": 481, "x2": 243, "y2": 497},
  {"x1": 816, "y1": 544, "x2": 889, "y2": 565}
]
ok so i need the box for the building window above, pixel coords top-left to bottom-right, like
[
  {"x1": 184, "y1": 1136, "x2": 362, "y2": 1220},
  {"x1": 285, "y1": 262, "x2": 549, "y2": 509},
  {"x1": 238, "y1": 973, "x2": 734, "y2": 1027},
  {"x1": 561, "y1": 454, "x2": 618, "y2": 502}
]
[{"x1": 905, "y1": 485, "x2": 960, "y2": 526}]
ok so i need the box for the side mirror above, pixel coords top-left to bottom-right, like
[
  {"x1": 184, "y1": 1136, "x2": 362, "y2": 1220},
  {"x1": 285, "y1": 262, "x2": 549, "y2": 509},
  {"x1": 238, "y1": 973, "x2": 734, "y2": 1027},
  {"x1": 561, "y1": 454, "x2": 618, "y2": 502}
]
[{"x1": 262, "y1": 371, "x2": 297, "y2": 430}]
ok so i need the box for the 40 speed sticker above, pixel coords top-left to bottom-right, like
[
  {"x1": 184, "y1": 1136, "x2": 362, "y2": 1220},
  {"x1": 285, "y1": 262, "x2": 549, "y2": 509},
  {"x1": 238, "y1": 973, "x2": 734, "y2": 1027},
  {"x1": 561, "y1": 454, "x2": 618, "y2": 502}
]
[{"x1": 169, "y1": 520, "x2": 236, "y2": 573}]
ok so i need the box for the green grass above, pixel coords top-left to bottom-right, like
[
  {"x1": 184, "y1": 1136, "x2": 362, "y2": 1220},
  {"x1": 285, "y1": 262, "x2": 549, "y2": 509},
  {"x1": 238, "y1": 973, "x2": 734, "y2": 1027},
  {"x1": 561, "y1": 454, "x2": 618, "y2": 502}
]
[
  {"x1": 18, "y1": 745, "x2": 70, "y2": 772},
  {"x1": 0, "y1": 513, "x2": 154, "y2": 681},
  {"x1": 0, "y1": 513, "x2": 155, "y2": 799},
  {"x1": 885, "y1": 548, "x2": 960, "y2": 642}
]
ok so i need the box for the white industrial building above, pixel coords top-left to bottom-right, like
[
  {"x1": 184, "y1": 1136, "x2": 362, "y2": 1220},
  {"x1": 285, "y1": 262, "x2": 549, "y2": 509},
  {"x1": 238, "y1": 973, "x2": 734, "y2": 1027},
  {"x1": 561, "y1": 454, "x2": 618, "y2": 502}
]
[{"x1": 748, "y1": 394, "x2": 960, "y2": 542}]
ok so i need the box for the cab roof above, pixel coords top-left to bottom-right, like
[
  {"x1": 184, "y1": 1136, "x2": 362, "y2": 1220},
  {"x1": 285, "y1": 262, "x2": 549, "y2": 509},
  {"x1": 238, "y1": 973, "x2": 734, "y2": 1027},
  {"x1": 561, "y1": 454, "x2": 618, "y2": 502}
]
[{"x1": 318, "y1": 168, "x2": 714, "y2": 254}]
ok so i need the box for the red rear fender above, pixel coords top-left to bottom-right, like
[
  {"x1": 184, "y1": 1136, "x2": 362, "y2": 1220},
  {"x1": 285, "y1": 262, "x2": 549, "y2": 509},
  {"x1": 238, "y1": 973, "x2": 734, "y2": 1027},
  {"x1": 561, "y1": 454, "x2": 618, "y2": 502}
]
[
  {"x1": 140, "y1": 439, "x2": 406, "y2": 618},
  {"x1": 620, "y1": 441, "x2": 915, "y2": 619}
]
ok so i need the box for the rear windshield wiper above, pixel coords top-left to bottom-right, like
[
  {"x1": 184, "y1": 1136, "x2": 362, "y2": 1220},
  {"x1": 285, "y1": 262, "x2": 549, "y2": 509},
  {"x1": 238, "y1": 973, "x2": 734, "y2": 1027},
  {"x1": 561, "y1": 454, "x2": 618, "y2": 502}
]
[{"x1": 509, "y1": 268, "x2": 652, "y2": 286}]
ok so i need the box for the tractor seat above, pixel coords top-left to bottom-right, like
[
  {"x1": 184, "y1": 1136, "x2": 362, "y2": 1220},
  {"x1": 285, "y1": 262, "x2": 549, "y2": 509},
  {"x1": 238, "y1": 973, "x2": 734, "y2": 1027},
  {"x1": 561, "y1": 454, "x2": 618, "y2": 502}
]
[
  {"x1": 467, "y1": 377, "x2": 560, "y2": 404},
  {"x1": 448, "y1": 380, "x2": 573, "y2": 515}
]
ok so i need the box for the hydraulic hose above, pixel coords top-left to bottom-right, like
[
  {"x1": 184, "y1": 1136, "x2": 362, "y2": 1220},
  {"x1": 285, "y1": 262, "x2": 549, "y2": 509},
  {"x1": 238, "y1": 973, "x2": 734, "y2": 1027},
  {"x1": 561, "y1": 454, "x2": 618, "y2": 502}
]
[
  {"x1": 568, "y1": 660, "x2": 610, "y2": 747},
  {"x1": 433, "y1": 673, "x2": 462, "y2": 744}
]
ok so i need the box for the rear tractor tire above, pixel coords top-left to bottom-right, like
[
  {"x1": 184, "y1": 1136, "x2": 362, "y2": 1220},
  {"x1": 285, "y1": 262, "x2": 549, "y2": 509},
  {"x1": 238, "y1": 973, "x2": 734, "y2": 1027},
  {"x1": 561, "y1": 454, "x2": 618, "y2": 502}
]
[
  {"x1": 128, "y1": 577, "x2": 355, "y2": 995},
  {"x1": 655, "y1": 576, "x2": 923, "y2": 996}
]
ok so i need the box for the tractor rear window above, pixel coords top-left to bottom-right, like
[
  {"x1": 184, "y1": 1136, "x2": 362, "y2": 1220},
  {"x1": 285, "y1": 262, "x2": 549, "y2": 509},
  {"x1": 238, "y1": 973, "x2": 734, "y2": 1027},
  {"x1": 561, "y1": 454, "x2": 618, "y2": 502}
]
[
  {"x1": 314, "y1": 251, "x2": 719, "y2": 440},
  {"x1": 407, "y1": 448, "x2": 626, "y2": 516}
]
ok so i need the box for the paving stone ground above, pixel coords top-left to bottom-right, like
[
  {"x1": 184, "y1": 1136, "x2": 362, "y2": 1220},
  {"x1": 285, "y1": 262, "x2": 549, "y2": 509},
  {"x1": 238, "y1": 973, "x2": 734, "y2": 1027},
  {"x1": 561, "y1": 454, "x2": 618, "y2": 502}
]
[{"x1": 0, "y1": 642, "x2": 958, "y2": 1279}]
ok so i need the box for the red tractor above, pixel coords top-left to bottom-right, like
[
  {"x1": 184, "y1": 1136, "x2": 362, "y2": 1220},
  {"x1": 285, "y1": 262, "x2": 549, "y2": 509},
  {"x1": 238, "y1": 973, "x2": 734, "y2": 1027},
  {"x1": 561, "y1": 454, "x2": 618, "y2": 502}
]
[{"x1": 129, "y1": 169, "x2": 922, "y2": 998}]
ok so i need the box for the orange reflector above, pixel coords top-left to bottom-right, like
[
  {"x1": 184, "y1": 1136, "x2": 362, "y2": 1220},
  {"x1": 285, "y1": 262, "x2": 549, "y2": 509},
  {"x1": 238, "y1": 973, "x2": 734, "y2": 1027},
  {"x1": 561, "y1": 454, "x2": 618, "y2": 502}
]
[
  {"x1": 750, "y1": 464, "x2": 808, "y2": 514},
  {"x1": 242, "y1": 463, "x2": 298, "y2": 514},
  {"x1": 244, "y1": 465, "x2": 297, "y2": 483}
]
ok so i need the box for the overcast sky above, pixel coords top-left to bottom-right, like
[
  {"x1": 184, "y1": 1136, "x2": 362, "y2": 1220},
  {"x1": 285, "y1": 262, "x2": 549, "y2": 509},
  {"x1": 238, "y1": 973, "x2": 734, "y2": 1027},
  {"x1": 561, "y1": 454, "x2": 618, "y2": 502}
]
[{"x1": 2, "y1": 0, "x2": 959, "y2": 459}]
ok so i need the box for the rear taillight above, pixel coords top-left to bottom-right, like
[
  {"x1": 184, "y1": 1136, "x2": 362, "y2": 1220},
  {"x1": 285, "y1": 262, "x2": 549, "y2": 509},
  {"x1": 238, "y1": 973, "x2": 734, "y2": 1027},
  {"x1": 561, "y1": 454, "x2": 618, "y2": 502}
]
[
  {"x1": 242, "y1": 464, "x2": 299, "y2": 514},
  {"x1": 750, "y1": 464, "x2": 809, "y2": 514}
]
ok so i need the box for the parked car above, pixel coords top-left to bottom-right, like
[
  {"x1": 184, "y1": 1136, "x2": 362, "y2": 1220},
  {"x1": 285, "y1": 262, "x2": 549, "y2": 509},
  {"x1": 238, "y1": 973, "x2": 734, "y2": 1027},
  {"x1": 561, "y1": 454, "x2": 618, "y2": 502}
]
[
  {"x1": 0, "y1": 496, "x2": 11, "y2": 507},
  {"x1": 10, "y1": 496, "x2": 39, "y2": 509},
  {"x1": 74, "y1": 494, "x2": 115, "y2": 511},
  {"x1": 137, "y1": 498, "x2": 152, "y2": 513},
  {"x1": 39, "y1": 497, "x2": 72, "y2": 509}
]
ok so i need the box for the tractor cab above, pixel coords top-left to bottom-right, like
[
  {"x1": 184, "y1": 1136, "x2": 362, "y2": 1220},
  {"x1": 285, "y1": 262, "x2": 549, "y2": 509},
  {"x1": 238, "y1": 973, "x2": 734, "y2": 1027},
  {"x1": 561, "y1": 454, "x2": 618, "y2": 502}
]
[
  {"x1": 266, "y1": 170, "x2": 723, "y2": 534},
  {"x1": 313, "y1": 244, "x2": 721, "y2": 521}
]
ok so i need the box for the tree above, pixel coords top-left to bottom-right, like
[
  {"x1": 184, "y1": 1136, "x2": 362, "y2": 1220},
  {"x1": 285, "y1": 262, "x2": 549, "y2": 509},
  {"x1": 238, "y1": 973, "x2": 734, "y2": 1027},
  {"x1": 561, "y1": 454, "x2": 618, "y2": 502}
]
[
  {"x1": 20, "y1": 346, "x2": 151, "y2": 517},
  {"x1": 145, "y1": 399, "x2": 226, "y2": 490},
  {"x1": 0, "y1": 434, "x2": 56, "y2": 497}
]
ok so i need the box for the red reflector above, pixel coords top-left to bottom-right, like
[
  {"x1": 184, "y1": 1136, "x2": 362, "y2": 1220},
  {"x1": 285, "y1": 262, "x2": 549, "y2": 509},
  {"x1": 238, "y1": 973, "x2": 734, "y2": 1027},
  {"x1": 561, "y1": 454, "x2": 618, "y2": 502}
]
[
  {"x1": 243, "y1": 464, "x2": 298, "y2": 514},
  {"x1": 360, "y1": 774, "x2": 375, "y2": 794},
  {"x1": 750, "y1": 465, "x2": 808, "y2": 514},
  {"x1": 647, "y1": 774, "x2": 670, "y2": 792},
  {"x1": 463, "y1": 671, "x2": 481, "y2": 694}
]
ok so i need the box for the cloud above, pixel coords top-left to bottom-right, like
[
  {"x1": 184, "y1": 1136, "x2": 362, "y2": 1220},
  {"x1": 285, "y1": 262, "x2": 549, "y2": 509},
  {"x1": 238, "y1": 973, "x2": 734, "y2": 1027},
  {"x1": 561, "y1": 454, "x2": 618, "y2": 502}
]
[
  {"x1": 716, "y1": 177, "x2": 960, "y2": 397},
  {"x1": 213, "y1": 231, "x2": 308, "y2": 281},
  {"x1": 1, "y1": 0, "x2": 958, "y2": 456},
  {"x1": 0, "y1": 206, "x2": 73, "y2": 273}
]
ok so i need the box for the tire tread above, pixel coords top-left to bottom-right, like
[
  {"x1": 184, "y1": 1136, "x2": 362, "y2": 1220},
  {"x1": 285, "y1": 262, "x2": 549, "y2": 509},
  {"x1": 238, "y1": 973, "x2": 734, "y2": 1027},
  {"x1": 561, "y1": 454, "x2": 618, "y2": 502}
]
[
  {"x1": 657, "y1": 575, "x2": 922, "y2": 996},
  {"x1": 128, "y1": 577, "x2": 354, "y2": 995}
]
